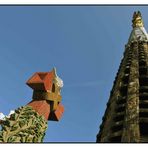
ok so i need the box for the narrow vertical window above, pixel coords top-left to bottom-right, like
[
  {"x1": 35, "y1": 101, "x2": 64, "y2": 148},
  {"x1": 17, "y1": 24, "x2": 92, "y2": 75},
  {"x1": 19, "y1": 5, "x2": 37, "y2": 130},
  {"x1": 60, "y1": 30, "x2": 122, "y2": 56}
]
[{"x1": 52, "y1": 83, "x2": 55, "y2": 92}]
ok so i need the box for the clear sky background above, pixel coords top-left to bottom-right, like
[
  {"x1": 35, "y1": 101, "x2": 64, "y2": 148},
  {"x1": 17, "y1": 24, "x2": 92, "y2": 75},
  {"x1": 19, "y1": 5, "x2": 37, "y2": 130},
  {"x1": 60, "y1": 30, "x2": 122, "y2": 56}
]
[{"x1": 0, "y1": 6, "x2": 148, "y2": 142}]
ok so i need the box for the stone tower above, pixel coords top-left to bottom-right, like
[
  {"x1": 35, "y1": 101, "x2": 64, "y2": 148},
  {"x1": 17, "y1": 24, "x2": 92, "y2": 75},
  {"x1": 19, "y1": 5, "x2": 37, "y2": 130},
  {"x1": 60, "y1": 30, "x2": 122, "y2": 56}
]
[{"x1": 97, "y1": 11, "x2": 148, "y2": 142}]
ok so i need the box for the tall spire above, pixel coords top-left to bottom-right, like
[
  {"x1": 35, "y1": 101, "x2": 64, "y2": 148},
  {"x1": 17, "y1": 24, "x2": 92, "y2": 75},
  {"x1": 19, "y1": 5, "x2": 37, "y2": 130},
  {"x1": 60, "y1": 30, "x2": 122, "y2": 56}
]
[
  {"x1": 132, "y1": 11, "x2": 144, "y2": 28},
  {"x1": 97, "y1": 11, "x2": 148, "y2": 143}
]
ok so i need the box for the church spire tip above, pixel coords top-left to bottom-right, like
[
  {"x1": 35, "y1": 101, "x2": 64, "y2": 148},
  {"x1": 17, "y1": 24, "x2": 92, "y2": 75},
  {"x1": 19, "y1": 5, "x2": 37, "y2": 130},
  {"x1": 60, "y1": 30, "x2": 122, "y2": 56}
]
[{"x1": 132, "y1": 11, "x2": 144, "y2": 28}]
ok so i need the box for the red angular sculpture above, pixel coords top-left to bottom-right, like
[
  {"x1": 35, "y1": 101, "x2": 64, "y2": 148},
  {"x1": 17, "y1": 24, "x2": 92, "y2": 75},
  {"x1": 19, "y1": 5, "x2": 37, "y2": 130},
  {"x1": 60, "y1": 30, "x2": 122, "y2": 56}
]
[
  {"x1": 26, "y1": 72, "x2": 54, "y2": 91},
  {"x1": 27, "y1": 68, "x2": 64, "y2": 121}
]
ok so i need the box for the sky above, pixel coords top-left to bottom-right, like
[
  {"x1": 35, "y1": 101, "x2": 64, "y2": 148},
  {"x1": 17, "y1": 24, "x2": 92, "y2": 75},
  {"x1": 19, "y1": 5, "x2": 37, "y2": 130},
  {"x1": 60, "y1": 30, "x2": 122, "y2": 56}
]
[{"x1": 0, "y1": 5, "x2": 148, "y2": 142}]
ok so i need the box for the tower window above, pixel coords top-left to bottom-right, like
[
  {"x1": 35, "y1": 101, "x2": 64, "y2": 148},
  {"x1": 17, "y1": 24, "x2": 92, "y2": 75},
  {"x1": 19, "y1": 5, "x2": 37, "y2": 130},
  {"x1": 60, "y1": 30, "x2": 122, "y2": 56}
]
[
  {"x1": 116, "y1": 98, "x2": 126, "y2": 105},
  {"x1": 140, "y1": 122, "x2": 148, "y2": 135},
  {"x1": 116, "y1": 106, "x2": 125, "y2": 112},
  {"x1": 139, "y1": 67, "x2": 147, "y2": 75},
  {"x1": 111, "y1": 124, "x2": 123, "y2": 132},
  {"x1": 139, "y1": 111, "x2": 148, "y2": 117},
  {"x1": 120, "y1": 85, "x2": 128, "y2": 96},
  {"x1": 139, "y1": 86, "x2": 148, "y2": 93},
  {"x1": 52, "y1": 83, "x2": 55, "y2": 92},
  {"x1": 122, "y1": 74, "x2": 129, "y2": 83},
  {"x1": 139, "y1": 93, "x2": 148, "y2": 100},
  {"x1": 124, "y1": 66, "x2": 130, "y2": 74},
  {"x1": 139, "y1": 103, "x2": 148, "y2": 108},
  {"x1": 139, "y1": 60, "x2": 146, "y2": 66},
  {"x1": 139, "y1": 76, "x2": 148, "y2": 86},
  {"x1": 113, "y1": 114, "x2": 124, "y2": 122},
  {"x1": 109, "y1": 136, "x2": 121, "y2": 142}
]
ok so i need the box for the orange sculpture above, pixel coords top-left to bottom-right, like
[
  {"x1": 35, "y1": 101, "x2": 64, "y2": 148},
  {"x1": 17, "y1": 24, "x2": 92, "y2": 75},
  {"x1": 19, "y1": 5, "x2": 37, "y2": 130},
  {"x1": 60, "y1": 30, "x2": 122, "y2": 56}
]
[{"x1": 27, "y1": 68, "x2": 64, "y2": 121}]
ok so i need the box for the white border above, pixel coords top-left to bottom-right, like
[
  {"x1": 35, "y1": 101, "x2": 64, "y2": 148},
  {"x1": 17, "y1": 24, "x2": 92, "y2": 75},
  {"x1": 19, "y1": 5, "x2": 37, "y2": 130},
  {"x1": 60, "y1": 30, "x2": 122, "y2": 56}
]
[{"x1": 0, "y1": 0, "x2": 147, "y2": 5}]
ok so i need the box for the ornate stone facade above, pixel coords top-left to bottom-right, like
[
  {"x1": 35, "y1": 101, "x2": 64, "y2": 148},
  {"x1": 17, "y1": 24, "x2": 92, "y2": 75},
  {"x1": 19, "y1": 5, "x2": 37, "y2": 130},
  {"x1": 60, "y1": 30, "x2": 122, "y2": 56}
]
[{"x1": 97, "y1": 11, "x2": 148, "y2": 142}]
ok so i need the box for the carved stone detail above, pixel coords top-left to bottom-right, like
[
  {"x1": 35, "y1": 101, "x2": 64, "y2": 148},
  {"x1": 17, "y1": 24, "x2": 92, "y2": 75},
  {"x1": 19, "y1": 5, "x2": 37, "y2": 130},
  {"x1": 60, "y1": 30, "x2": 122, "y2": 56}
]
[{"x1": 0, "y1": 106, "x2": 47, "y2": 143}]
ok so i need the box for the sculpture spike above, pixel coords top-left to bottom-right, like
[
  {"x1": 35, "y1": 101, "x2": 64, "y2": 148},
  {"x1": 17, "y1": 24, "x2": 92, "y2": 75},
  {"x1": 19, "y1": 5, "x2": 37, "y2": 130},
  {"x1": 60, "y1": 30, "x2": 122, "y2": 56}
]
[{"x1": 132, "y1": 11, "x2": 144, "y2": 28}]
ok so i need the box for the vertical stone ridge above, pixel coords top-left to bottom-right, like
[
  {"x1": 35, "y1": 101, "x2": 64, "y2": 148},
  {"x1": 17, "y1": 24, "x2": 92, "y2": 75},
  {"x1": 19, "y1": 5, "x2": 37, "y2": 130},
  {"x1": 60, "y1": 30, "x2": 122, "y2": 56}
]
[{"x1": 122, "y1": 42, "x2": 140, "y2": 142}]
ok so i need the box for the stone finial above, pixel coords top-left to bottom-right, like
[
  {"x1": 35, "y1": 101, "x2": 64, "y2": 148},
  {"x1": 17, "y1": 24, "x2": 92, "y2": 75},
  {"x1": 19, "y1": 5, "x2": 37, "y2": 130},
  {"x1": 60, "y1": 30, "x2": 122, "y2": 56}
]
[{"x1": 132, "y1": 11, "x2": 144, "y2": 28}]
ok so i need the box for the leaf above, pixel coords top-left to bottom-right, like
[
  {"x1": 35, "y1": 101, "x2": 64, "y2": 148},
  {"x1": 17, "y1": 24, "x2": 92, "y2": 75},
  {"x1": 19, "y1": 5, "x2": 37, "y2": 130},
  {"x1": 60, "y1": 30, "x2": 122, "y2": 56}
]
[
  {"x1": 4, "y1": 120, "x2": 10, "y2": 127},
  {"x1": 7, "y1": 136, "x2": 16, "y2": 143},
  {"x1": 0, "y1": 132, "x2": 3, "y2": 142},
  {"x1": 11, "y1": 125, "x2": 18, "y2": 131},
  {"x1": 20, "y1": 136, "x2": 26, "y2": 142},
  {"x1": 10, "y1": 114, "x2": 17, "y2": 120},
  {"x1": 19, "y1": 120, "x2": 26, "y2": 128},
  {"x1": 2, "y1": 126, "x2": 7, "y2": 131}
]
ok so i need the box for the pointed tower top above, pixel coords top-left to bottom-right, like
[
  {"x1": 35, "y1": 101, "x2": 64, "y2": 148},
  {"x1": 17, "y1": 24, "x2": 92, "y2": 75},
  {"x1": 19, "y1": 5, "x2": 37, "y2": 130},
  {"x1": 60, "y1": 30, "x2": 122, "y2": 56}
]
[
  {"x1": 132, "y1": 11, "x2": 144, "y2": 28},
  {"x1": 128, "y1": 11, "x2": 148, "y2": 43}
]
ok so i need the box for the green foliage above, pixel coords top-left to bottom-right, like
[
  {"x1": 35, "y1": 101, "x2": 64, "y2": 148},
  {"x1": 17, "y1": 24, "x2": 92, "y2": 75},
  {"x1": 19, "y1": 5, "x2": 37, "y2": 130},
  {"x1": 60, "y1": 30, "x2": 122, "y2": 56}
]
[{"x1": 0, "y1": 106, "x2": 47, "y2": 143}]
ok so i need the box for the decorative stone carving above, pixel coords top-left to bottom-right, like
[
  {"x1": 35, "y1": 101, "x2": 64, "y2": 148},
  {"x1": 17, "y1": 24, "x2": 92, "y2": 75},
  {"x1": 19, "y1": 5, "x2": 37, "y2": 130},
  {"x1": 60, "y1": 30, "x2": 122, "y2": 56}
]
[{"x1": 0, "y1": 106, "x2": 47, "y2": 142}]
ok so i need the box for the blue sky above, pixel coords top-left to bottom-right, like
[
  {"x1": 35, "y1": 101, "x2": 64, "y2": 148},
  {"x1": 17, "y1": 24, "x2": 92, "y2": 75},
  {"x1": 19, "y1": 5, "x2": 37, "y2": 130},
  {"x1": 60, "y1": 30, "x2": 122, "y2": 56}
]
[{"x1": 0, "y1": 6, "x2": 148, "y2": 142}]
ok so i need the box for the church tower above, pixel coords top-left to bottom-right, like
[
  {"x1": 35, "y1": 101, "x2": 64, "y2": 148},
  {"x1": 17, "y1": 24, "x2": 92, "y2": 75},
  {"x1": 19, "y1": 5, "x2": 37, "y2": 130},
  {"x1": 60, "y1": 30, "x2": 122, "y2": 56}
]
[{"x1": 97, "y1": 11, "x2": 148, "y2": 142}]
